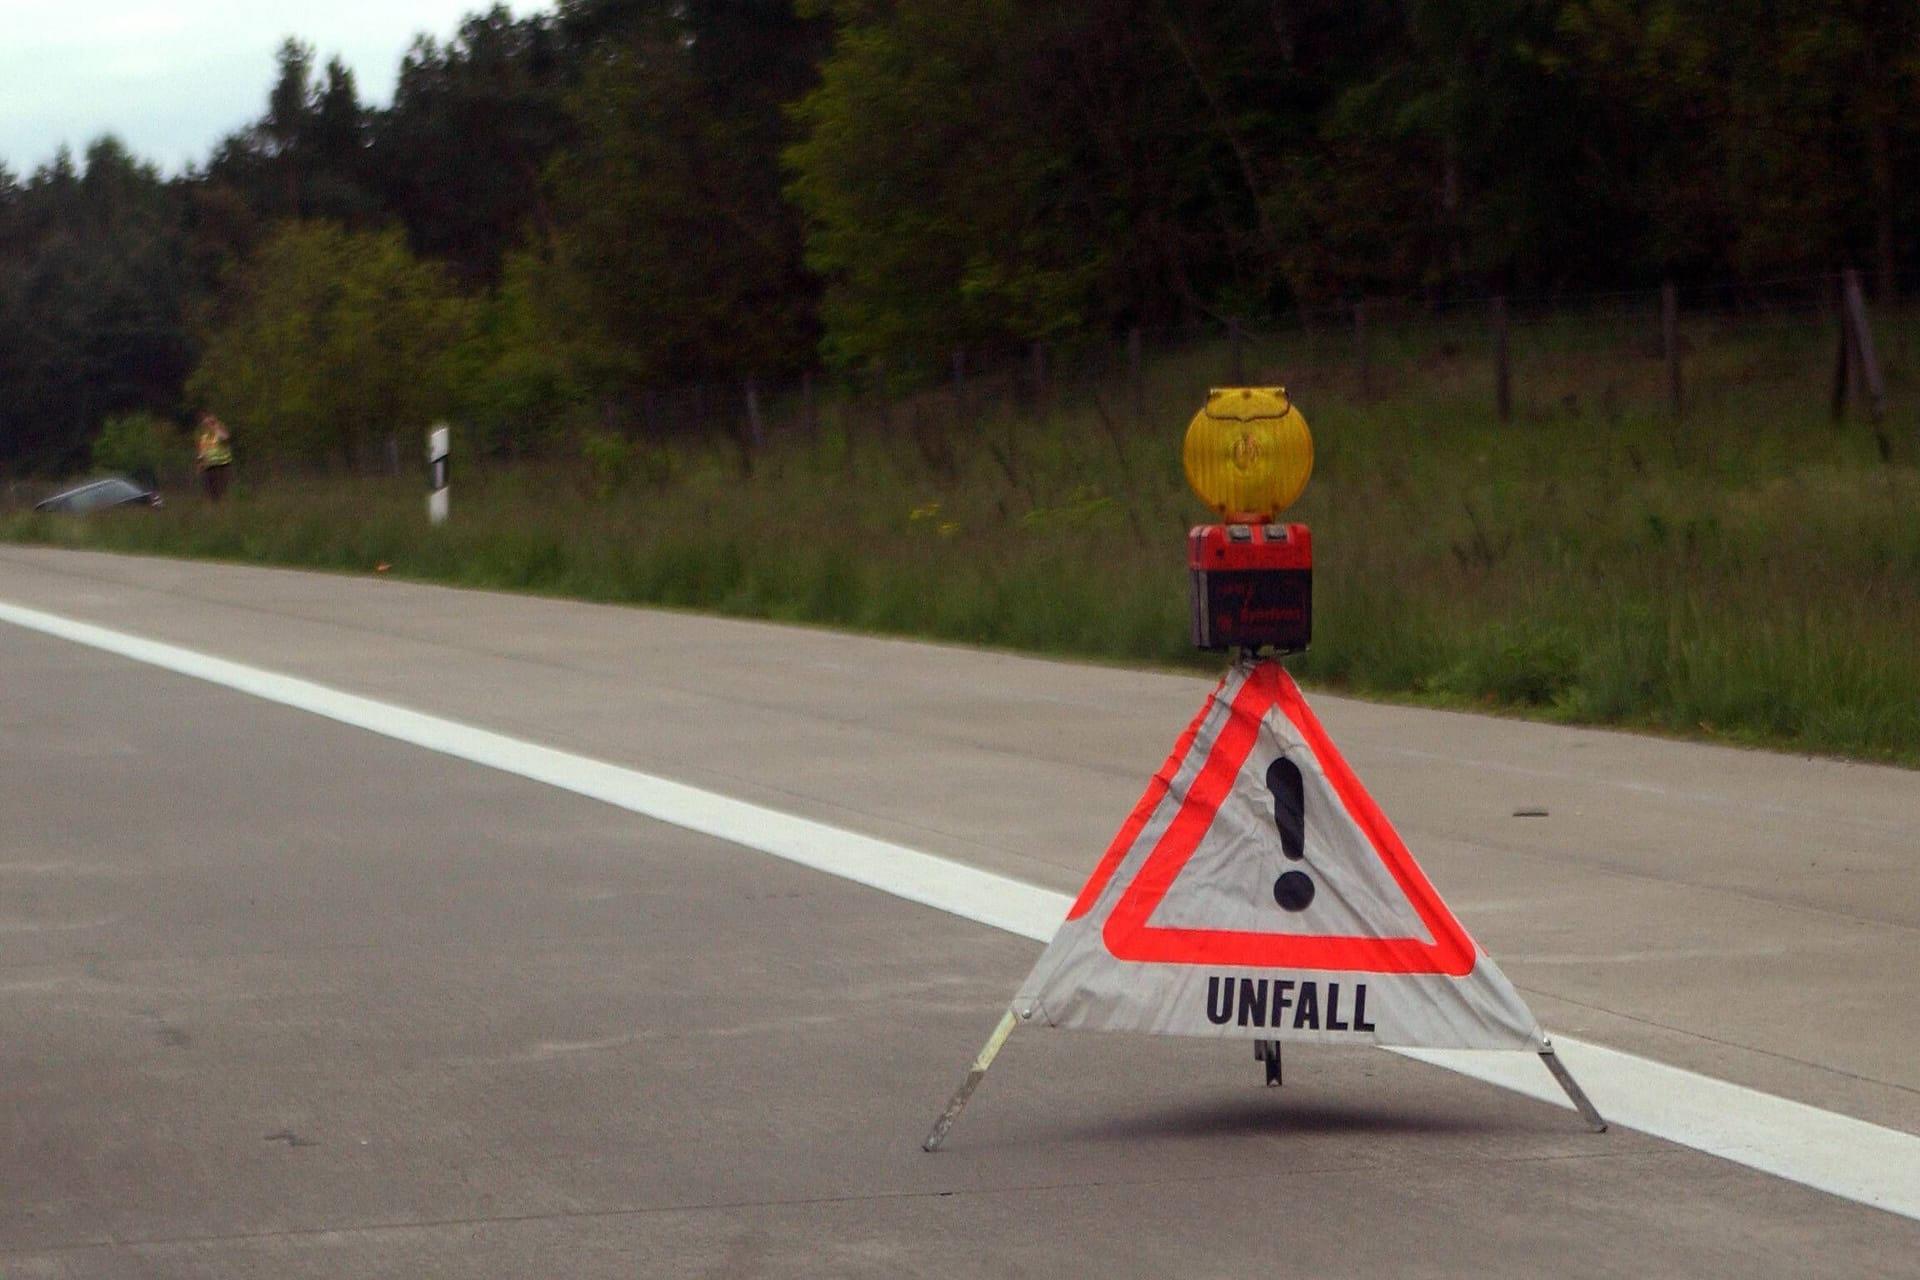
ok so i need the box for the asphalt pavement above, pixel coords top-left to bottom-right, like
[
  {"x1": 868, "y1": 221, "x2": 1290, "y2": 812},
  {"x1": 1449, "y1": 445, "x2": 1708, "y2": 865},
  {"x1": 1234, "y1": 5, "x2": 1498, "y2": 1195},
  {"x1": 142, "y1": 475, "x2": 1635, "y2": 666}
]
[{"x1": 1, "y1": 545, "x2": 1915, "y2": 1277}]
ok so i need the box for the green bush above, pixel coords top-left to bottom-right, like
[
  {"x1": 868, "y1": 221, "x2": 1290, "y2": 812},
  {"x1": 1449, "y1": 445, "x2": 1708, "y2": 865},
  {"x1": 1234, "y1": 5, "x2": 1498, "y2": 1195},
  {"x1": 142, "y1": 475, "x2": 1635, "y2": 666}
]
[
  {"x1": 579, "y1": 429, "x2": 635, "y2": 499},
  {"x1": 1432, "y1": 622, "x2": 1583, "y2": 708},
  {"x1": 90, "y1": 412, "x2": 182, "y2": 488}
]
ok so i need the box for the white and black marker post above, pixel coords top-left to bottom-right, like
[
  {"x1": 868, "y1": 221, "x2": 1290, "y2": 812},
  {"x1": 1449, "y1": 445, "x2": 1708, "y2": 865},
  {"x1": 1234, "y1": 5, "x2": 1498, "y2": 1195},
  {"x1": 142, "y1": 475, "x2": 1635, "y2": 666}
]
[{"x1": 427, "y1": 423, "x2": 450, "y2": 525}]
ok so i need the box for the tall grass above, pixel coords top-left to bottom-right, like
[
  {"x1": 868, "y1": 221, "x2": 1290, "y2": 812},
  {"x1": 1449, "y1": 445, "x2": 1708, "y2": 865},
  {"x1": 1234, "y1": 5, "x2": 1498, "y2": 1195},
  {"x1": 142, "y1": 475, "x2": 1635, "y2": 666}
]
[{"x1": 6, "y1": 306, "x2": 1917, "y2": 764}]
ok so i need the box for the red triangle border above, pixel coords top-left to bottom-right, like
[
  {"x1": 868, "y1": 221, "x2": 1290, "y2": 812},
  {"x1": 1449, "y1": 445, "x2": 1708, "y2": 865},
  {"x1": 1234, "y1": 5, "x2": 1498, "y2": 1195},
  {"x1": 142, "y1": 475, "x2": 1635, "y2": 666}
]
[{"x1": 1080, "y1": 664, "x2": 1481, "y2": 977}]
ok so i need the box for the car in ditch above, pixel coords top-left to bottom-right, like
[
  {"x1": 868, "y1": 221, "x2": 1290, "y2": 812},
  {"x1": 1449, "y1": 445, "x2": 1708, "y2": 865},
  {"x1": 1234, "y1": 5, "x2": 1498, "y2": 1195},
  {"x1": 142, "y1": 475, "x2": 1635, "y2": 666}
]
[{"x1": 33, "y1": 476, "x2": 164, "y2": 515}]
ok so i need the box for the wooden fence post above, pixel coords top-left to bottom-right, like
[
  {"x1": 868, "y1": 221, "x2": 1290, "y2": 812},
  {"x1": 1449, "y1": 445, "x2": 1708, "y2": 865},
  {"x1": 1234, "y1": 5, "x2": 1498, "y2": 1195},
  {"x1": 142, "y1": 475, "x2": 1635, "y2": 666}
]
[
  {"x1": 1492, "y1": 295, "x2": 1511, "y2": 422},
  {"x1": 1662, "y1": 281, "x2": 1683, "y2": 418},
  {"x1": 1354, "y1": 301, "x2": 1370, "y2": 399},
  {"x1": 1841, "y1": 268, "x2": 1886, "y2": 423},
  {"x1": 745, "y1": 377, "x2": 765, "y2": 456},
  {"x1": 1832, "y1": 274, "x2": 1852, "y2": 423},
  {"x1": 1128, "y1": 327, "x2": 1144, "y2": 424}
]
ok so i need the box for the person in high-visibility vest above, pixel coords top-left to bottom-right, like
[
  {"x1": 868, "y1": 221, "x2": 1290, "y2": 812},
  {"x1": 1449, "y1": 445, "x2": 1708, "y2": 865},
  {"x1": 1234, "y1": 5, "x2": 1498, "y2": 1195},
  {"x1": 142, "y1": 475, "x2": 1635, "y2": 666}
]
[{"x1": 194, "y1": 412, "x2": 233, "y2": 501}]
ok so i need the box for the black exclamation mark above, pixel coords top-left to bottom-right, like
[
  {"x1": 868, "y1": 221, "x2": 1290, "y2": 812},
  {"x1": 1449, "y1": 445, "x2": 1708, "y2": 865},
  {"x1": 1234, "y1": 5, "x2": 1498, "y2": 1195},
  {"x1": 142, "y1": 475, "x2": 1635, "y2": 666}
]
[{"x1": 1267, "y1": 758, "x2": 1314, "y2": 912}]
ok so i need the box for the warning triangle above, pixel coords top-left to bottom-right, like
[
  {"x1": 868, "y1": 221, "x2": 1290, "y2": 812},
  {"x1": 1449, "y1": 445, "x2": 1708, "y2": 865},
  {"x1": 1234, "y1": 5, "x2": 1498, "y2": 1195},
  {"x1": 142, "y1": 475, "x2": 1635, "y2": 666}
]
[{"x1": 1015, "y1": 661, "x2": 1545, "y2": 1051}]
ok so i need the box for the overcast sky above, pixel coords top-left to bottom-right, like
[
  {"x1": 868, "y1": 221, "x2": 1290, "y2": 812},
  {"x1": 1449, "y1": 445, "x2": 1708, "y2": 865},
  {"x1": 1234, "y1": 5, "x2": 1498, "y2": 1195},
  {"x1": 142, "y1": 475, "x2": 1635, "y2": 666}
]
[{"x1": 1, "y1": 1, "x2": 556, "y2": 177}]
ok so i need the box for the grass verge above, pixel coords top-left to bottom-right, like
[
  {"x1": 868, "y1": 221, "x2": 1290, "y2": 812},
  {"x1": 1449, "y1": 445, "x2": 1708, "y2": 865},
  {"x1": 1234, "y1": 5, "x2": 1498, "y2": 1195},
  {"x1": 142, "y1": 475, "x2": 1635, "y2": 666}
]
[{"x1": 6, "y1": 314, "x2": 1918, "y2": 766}]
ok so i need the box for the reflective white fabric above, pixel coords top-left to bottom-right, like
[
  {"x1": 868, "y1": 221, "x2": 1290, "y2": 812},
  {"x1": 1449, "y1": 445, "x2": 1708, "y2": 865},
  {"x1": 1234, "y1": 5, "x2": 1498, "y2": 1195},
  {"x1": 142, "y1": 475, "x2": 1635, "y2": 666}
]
[{"x1": 1015, "y1": 662, "x2": 1545, "y2": 1051}]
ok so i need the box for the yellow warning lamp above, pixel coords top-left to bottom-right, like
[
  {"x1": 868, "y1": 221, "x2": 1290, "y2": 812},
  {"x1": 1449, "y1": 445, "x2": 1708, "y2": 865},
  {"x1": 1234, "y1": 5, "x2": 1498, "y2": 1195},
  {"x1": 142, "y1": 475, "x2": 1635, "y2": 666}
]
[
  {"x1": 1184, "y1": 387, "x2": 1314, "y2": 655},
  {"x1": 1182, "y1": 386, "x2": 1313, "y2": 522}
]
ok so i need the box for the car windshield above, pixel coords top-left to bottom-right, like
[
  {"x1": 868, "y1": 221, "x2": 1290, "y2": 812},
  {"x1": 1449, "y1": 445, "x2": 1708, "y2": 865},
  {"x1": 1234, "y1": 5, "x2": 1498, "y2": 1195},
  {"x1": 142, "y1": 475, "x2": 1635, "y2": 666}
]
[{"x1": 60, "y1": 479, "x2": 145, "y2": 513}]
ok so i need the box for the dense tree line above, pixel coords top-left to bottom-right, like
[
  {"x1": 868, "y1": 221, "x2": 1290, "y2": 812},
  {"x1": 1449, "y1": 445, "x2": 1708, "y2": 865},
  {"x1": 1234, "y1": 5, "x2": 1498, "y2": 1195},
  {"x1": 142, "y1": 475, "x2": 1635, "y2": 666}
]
[{"x1": 2, "y1": 0, "x2": 1916, "y2": 474}]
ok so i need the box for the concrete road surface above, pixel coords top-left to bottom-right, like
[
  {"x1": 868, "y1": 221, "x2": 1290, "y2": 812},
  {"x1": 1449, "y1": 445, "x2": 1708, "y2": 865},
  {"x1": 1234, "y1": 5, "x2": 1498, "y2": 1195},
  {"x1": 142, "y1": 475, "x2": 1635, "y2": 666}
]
[{"x1": 1, "y1": 545, "x2": 1915, "y2": 1277}]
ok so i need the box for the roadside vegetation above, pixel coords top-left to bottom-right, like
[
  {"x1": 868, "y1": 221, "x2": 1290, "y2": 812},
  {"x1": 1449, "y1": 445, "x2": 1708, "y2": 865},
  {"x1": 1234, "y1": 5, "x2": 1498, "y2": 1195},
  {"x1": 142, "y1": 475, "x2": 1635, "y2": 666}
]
[
  {"x1": 8, "y1": 312, "x2": 1917, "y2": 767},
  {"x1": 5, "y1": 2, "x2": 1918, "y2": 763}
]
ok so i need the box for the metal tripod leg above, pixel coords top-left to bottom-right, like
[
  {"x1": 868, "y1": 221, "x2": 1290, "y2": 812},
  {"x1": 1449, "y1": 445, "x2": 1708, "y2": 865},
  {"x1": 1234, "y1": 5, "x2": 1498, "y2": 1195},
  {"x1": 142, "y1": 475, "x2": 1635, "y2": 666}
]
[
  {"x1": 1540, "y1": 1046, "x2": 1607, "y2": 1132},
  {"x1": 923, "y1": 1008, "x2": 1018, "y2": 1152},
  {"x1": 1255, "y1": 1039, "x2": 1283, "y2": 1087}
]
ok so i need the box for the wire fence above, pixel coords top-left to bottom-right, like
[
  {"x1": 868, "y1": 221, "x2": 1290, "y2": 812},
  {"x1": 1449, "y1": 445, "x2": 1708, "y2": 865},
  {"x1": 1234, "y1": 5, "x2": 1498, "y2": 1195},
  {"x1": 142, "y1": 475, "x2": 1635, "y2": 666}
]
[
  {"x1": 10, "y1": 270, "x2": 1910, "y2": 500},
  {"x1": 568, "y1": 271, "x2": 1913, "y2": 476}
]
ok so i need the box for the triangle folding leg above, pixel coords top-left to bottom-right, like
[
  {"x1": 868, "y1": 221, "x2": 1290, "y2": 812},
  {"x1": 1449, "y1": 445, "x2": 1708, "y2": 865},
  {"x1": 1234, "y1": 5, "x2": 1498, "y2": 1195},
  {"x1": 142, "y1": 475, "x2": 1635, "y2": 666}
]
[
  {"x1": 923, "y1": 1008, "x2": 1018, "y2": 1152},
  {"x1": 1540, "y1": 1043, "x2": 1607, "y2": 1132}
]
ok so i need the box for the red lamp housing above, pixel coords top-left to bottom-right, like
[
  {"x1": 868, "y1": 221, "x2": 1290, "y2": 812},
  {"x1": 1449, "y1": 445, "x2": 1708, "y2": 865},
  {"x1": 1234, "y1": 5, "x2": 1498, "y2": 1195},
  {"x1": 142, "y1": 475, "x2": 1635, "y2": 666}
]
[{"x1": 1188, "y1": 522, "x2": 1313, "y2": 653}]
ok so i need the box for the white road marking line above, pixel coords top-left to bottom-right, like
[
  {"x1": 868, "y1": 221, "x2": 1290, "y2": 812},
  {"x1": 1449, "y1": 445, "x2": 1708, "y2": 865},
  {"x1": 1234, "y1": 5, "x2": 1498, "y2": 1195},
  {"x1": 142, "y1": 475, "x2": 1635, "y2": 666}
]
[
  {"x1": 4, "y1": 598, "x2": 1917, "y2": 1221},
  {"x1": 0, "y1": 603, "x2": 1058, "y2": 944}
]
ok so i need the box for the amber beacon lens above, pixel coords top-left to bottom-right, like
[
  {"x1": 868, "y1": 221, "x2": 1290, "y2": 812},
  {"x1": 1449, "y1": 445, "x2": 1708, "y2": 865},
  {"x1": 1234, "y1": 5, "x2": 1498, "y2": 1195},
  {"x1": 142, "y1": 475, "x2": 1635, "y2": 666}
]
[{"x1": 1182, "y1": 387, "x2": 1313, "y2": 522}]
